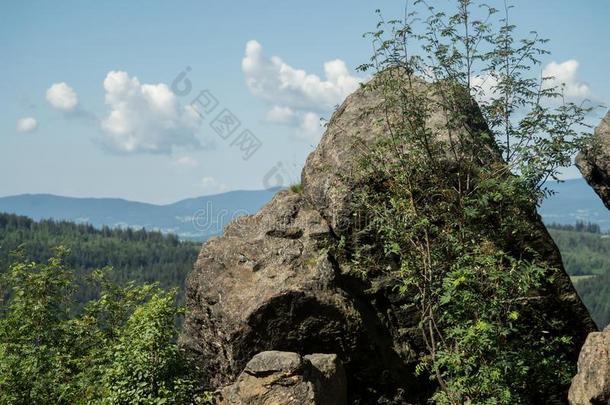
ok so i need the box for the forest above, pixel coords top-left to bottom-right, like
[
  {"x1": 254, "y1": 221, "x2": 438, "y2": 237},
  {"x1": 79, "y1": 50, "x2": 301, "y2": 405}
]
[
  {"x1": 0, "y1": 194, "x2": 608, "y2": 402},
  {"x1": 0, "y1": 213, "x2": 211, "y2": 403},
  {"x1": 0, "y1": 213, "x2": 200, "y2": 303},
  {"x1": 1, "y1": 212, "x2": 608, "y2": 328},
  {"x1": 547, "y1": 222, "x2": 610, "y2": 328}
]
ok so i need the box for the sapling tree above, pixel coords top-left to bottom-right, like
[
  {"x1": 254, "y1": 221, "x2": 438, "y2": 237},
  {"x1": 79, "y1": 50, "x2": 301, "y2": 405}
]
[{"x1": 353, "y1": 1, "x2": 593, "y2": 403}]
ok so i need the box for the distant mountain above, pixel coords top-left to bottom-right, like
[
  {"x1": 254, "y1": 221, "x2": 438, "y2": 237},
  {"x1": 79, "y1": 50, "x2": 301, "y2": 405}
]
[
  {"x1": 0, "y1": 188, "x2": 281, "y2": 241},
  {"x1": 0, "y1": 178, "x2": 608, "y2": 240},
  {"x1": 540, "y1": 178, "x2": 610, "y2": 231}
]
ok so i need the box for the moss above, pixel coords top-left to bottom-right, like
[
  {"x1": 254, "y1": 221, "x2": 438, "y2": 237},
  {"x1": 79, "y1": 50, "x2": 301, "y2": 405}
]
[{"x1": 289, "y1": 183, "x2": 303, "y2": 193}]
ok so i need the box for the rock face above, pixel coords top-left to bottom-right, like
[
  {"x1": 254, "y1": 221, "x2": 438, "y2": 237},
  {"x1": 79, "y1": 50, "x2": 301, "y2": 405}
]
[
  {"x1": 570, "y1": 111, "x2": 610, "y2": 405},
  {"x1": 569, "y1": 327, "x2": 610, "y2": 405},
  {"x1": 218, "y1": 351, "x2": 347, "y2": 405},
  {"x1": 576, "y1": 110, "x2": 610, "y2": 210},
  {"x1": 181, "y1": 78, "x2": 597, "y2": 403},
  {"x1": 180, "y1": 190, "x2": 426, "y2": 402},
  {"x1": 301, "y1": 76, "x2": 500, "y2": 235}
]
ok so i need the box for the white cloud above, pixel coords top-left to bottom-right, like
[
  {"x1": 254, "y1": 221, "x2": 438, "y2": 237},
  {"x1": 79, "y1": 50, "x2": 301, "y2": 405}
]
[
  {"x1": 201, "y1": 176, "x2": 227, "y2": 192},
  {"x1": 298, "y1": 112, "x2": 324, "y2": 142},
  {"x1": 242, "y1": 40, "x2": 361, "y2": 110},
  {"x1": 542, "y1": 60, "x2": 592, "y2": 100},
  {"x1": 100, "y1": 70, "x2": 201, "y2": 154},
  {"x1": 16, "y1": 117, "x2": 38, "y2": 133},
  {"x1": 173, "y1": 156, "x2": 199, "y2": 167},
  {"x1": 471, "y1": 60, "x2": 593, "y2": 106},
  {"x1": 242, "y1": 40, "x2": 363, "y2": 141},
  {"x1": 265, "y1": 105, "x2": 296, "y2": 124},
  {"x1": 470, "y1": 72, "x2": 500, "y2": 104},
  {"x1": 46, "y1": 82, "x2": 78, "y2": 111}
]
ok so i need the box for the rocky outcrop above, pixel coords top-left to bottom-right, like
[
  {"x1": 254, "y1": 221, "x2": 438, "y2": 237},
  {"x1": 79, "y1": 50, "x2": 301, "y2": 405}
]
[
  {"x1": 576, "y1": 110, "x2": 610, "y2": 210},
  {"x1": 181, "y1": 77, "x2": 597, "y2": 403},
  {"x1": 180, "y1": 190, "x2": 426, "y2": 402},
  {"x1": 569, "y1": 327, "x2": 610, "y2": 405},
  {"x1": 569, "y1": 111, "x2": 610, "y2": 404},
  {"x1": 218, "y1": 351, "x2": 346, "y2": 405},
  {"x1": 301, "y1": 76, "x2": 500, "y2": 235}
]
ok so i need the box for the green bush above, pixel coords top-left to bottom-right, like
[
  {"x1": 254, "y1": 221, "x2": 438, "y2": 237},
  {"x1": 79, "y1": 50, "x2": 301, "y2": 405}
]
[{"x1": 0, "y1": 248, "x2": 206, "y2": 404}]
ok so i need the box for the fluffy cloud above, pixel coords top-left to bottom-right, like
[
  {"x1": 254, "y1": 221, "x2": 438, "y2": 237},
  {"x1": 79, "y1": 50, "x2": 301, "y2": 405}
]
[
  {"x1": 100, "y1": 71, "x2": 201, "y2": 154},
  {"x1": 470, "y1": 72, "x2": 500, "y2": 104},
  {"x1": 298, "y1": 112, "x2": 324, "y2": 141},
  {"x1": 16, "y1": 117, "x2": 38, "y2": 133},
  {"x1": 46, "y1": 82, "x2": 78, "y2": 111},
  {"x1": 471, "y1": 60, "x2": 592, "y2": 106},
  {"x1": 542, "y1": 60, "x2": 592, "y2": 100},
  {"x1": 265, "y1": 105, "x2": 296, "y2": 124},
  {"x1": 242, "y1": 40, "x2": 363, "y2": 142},
  {"x1": 242, "y1": 40, "x2": 361, "y2": 110}
]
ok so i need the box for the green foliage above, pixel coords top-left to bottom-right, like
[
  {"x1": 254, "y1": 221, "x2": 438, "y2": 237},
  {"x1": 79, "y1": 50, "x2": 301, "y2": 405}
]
[
  {"x1": 352, "y1": 1, "x2": 592, "y2": 403},
  {"x1": 102, "y1": 292, "x2": 194, "y2": 404},
  {"x1": 0, "y1": 247, "x2": 75, "y2": 404},
  {"x1": 0, "y1": 250, "x2": 206, "y2": 404},
  {"x1": 0, "y1": 212, "x2": 200, "y2": 304},
  {"x1": 289, "y1": 183, "x2": 303, "y2": 194}
]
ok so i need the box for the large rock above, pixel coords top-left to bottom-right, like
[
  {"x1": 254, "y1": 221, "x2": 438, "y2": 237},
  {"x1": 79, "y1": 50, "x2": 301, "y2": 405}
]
[
  {"x1": 181, "y1": 76, "x2": 596, "y2": 403},
  {"x1": 218, "y1": 351, "x2": 347, "y2": 405},
  {"x1": 180, "y1": 190, "x2": 427, "y2": 402},
  {"x1": 301, "y1": 72, "x2": 596, "y2": 369},
  {"x1": 576, "y1": 110, "x2": 610, "y2": 210},
  {"x1": 569, "y1": 327, "x2": 610, "y2": 405},
  {"x1": 301, "y1": 75, "x2": 500, "y2": 234}
]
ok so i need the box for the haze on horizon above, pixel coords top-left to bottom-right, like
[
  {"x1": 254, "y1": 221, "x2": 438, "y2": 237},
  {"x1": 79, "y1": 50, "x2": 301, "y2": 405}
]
[{"x1": 1, "y1": 0, "x2": 609, "y2": 204}]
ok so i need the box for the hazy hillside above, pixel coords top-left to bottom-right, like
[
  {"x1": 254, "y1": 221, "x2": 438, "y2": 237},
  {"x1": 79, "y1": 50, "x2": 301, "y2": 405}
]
[
  {"x1": 541, "y1": 178, "x2": 610, "y2": 231},
  {"x1": 0, "y1": 179, "x2": 608, "y2": 241},
  {"x1": 0, "y1": 188, "x2": 280, "y2": 241}
]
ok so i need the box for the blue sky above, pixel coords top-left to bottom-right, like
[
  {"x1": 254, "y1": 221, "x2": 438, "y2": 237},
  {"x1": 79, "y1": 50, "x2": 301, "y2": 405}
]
[{"x1": 1, "y1": 1, "x2": 608, "y2": 204}]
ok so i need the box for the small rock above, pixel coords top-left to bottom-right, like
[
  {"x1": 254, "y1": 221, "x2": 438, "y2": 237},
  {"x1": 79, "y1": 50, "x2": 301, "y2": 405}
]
[
  {"x1": 304, "y1": 353, "x2": 347, "y2": 405},
  {"x1": 218, "y1": 351, "x2": 347, "y2": 405}
]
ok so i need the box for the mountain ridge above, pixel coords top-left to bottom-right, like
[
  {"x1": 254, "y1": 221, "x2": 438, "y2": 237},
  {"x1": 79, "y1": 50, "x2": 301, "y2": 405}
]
[
  {"x1": 0, "y1": 188, "x2": 281, "y2": 240},
  {"x1": 1, "y1": 179, "x2": 609, "y2": 241}
]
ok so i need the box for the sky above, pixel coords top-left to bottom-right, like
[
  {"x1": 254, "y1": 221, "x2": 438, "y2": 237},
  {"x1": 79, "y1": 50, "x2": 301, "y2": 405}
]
[{"x1": 1, "y1": 0, "x2": 608, "y2": 204}]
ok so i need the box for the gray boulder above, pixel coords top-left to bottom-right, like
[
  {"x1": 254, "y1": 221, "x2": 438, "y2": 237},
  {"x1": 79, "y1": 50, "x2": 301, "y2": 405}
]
[
  {"x1": 576, "y1": 110, "x2": 610, "y2": 210},
  {"x1": 181, "y1": 77, "x2": 596, "y2": 403},
  {"x1": 218, "y1": 351, "x2": 346, "y2": 405},
  {"x1": 301, "y1": 75, "x2": 500, "y2": 235},
  {"x1": 569, "y1": 327, "x2": 610, "y2": 405},
  {"x1": 180, "y1": 190, "x2": 425, "y2": 402}
]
